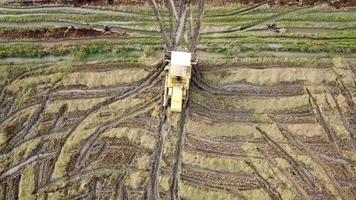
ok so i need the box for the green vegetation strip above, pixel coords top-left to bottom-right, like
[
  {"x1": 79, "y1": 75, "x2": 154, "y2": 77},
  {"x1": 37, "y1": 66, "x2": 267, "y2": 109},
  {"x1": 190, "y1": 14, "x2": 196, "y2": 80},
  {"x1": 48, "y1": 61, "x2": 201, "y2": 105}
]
[
  {"x1": 0, "y1": 44, "x2": 68, "y2": 58},
  {"x1": 0, "y1": 38, "x2": 163, "y2": 60},
  {"x1": 0, "y1": 14, "x2": 157, "y2": 23}
]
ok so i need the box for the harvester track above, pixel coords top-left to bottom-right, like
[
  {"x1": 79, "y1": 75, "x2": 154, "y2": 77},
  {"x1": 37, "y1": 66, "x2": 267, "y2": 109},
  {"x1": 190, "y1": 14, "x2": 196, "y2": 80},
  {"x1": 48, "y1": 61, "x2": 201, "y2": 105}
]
[
  {"x1": 149, "y1": 110, "x2": 169, "y2": 200},
  {"x1": 1, "y1": 2, "x2": 356, "y2": 200}
]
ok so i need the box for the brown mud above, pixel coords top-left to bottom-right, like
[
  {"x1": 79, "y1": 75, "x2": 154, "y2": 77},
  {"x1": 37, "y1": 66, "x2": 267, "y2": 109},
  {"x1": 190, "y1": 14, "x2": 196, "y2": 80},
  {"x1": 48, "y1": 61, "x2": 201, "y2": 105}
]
[
  {"x1": 0, "y1": 27, "x2": 128, "y2": 41},
  {"x1": 1, "y1": 0, "x2": 355, "y2": 8}
]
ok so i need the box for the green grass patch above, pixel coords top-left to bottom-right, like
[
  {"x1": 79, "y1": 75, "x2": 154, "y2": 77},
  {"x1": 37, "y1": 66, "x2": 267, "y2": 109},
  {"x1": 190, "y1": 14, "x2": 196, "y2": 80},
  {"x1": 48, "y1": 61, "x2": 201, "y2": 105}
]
[
  {"x1": 0, "y1": 44, "x2": 68, "y2": 58},
  {"x1": 282, "y1": 12, "x2": 356, "y2": 22},
  {"x1": 277, "y1": 19, "x2": 356, "y2": 29},
  {"x1": 72, "y1": 42, "x2": 113, "y2": 60},
  {"x1": 203, "y1": 13, "x2": 275, "y2": 24},
  {"x1": 205, "y1": 3, "x2": 247, "y2": 16},
  {"x1": 0, "y1": 13, "x2": 157, "y2": 23}
]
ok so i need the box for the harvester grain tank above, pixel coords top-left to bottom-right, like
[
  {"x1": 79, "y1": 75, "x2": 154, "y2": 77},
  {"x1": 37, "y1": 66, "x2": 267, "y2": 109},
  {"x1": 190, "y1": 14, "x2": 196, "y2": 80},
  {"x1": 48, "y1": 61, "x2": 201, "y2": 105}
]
[{"x1": 163, "y1": 51, "x2": 193, "y2": 113}]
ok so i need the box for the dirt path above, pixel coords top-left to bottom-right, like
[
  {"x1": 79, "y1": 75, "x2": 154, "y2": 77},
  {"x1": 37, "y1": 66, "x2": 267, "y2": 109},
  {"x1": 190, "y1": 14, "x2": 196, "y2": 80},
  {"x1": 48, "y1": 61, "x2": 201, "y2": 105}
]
[
  {"x1": 150, "y1": 111, "x2": 169, "y2": 200},
  {"x1": 170, "y1": 108, "x2": 188, "y2": 200},
  {"x1": 1, "y1": 2, "x2": 356, "y2": 199},
  {"x1": 47, "y1": 62, "x2": 165, "y2": 188}
]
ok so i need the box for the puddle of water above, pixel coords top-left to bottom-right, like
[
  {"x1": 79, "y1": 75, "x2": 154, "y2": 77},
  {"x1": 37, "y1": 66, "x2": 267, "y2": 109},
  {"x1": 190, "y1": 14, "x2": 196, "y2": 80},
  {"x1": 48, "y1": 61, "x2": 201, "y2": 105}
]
[
  {"x1": 268, "y1": 44, "x2": 284, "y2": 49},
  {"x1": 236, "y1": 51, "x2": 329, "y2": 58},
  {"x1": 241, "y1": 43, "x2": 284, "y2": 49},
  {"x1": 242, "y1": 44, "x2": 256, "y2": 48},
  {"x1": 288, "y1": 27, "x2": 336, "y2": 33},
  {"x1": 0, "y1": 55, "x2": 73, "y2": 64},
  {"x1": 84, "y1": 50, "x2": 141, "y2": 63},
  {"x1": 94, "y1": 21, "x2": 141, "y2": 25},
  {"x1": 196, "y1": 50, "x2": 226, "y2": 59}
]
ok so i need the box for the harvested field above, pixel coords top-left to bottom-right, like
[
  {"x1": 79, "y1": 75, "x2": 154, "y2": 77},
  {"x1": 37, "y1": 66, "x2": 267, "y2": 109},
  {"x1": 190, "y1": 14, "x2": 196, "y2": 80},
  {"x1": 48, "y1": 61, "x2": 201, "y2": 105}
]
[
  {"x1": 0, "y1": 27, "x2": 128, "y2": 41},
  {"x1": 0, "y1": 1, "x2": 355, "y2": 200}
]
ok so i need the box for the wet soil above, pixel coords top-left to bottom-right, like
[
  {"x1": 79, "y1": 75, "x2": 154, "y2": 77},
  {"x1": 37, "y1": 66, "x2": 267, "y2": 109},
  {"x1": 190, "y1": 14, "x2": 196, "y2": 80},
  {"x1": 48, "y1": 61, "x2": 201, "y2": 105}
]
[
  {"x1": 4, "y1": 0, "x2": 356, "y2": 8},
  {"x1": 0, "y1": 3, "x2": 355, "y2": 200},
  {"x1": 0, "y1": 27, "x2": 128, "y2": 40}
]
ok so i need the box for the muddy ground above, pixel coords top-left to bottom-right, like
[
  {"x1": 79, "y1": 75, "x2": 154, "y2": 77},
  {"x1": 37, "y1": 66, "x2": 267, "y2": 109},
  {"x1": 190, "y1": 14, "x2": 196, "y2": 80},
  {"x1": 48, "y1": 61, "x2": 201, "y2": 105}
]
[
  {"x1": 2, "y1": 0, "x2": 356, "y2": 8},
  {"x1": 0, "y1": 2, "x2": 355, "y2": 200},
  {"x1": 0, "y1": 27, "x2": 128, "y2": 40}
]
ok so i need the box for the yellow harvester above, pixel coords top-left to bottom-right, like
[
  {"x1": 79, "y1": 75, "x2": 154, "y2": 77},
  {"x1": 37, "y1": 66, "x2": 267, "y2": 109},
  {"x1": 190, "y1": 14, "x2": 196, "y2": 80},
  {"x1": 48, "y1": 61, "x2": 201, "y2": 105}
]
[{"x1": 163, "y1": 51, "x2": 192, "y2": 112}]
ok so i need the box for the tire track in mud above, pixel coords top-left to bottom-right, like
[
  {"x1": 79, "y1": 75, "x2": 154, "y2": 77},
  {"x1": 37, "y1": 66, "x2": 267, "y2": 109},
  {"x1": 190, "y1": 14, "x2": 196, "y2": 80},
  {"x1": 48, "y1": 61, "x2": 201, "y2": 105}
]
[
  {"x1": 188, "y1": 61, "x2": 341, "y2": 199},
  {"x1": 23, "y1": 95, "x2": 51, "y2": 140},
  {"x1": 185, "y1": 145, "x2": 264, "y2": 160},
  {"x1": 113, "y1": 172, "x2": 128, "y2": 200},
  {"x1": 276, "y1": 125, "x2": 348, "y2": 200},
  {"x1": 39, "y1": 166, "x2": 134, "y2": 193},
  {"x1": 245, "y1": 160, "x2": 283, "y2": 200},
  {"x1": 0, "y1": 130, "x2": 68, "y2": 179},
  {"x1": 194, "y1": 79, "x2": 305, "y2": 97},
  {"x1": 2, "y1": 75, "x2": 66, "y2": 153},
  {"x1": 186, "y1": 131, "x2": 339, "y2": 158},
  {"x1": 328, "y1": 90, "x2": 356, "y2": 150},
  {"x1": 0, "y1": 35, "x2": 161, "y2": 44},
  {"x1": 0, "y1": 88, "x2": 7, "y2": 108},
  {"x1": 80, "y1": 142, "x2": 110, "y2": 170},
  {"x1": 1, "y1": 95, "x2": 79, "y2": 133},
  {"x1": 192, "y1": 66, "x2": 305, "y2": 97},
  {"x1": 205, "y1": 2, "x2": 268, "y2": 18},
  {"x1": 2, "y1": 170, "x2": 20, "y2": 199},
  {"x1": 0, "y1": 152, "x2": 56, "y2": 181},
  {"x1": 73, "y1": 96, "x2": 160, "y2": 171},
  {"x1": 49, "y1": 62, "x2": 165, "y2": 180},
  {"x1": 0, "y1": 5, "x2": 154, "y2": 17},
  {"x1": 2, "y1": 20, "x2": 160, "y2": 34},
  {"x1": 0, "y1": 62, "x2": 54, "y2": 110},
  {"x1": 170, "y1": 107, "x2": 188, "y2": 200},
  {"x1": 257, "y1": 148, "x2": 312, "y2": 200},
  {"x1": 2, "y1": 3, "x2": 356, "y2": 199},
  {"x1": 284, "y1": 26, "x2": 356, "y2": 32},
  {"x1": 42, "y1": 145, "x2": 138, "y2": 193},
  {"x1": 276, "y1": 18, "x2": 356, "y2": 23},
  {"x1": 184, "y1": 135, "x2": 264, "y2": 160},
  {"x1": 202, "y1": 6, "x2": 315, "y2": 35},
  {"x1": 2, "y1": 94, "x2": 50, "y2": 153},
  {"x1": 181, "y1": 163, "x2": 260, "y2": 191},
  {"x1": 0, "y1": 92, "x2": 15, "y2": 121},
  {"x1": 201, "y1": 34, "x2": 356, "y2": 41},
  {"x1": 193, "y1": 61, "x2": 316, "y2": 98},
  {"x1": 160, "y1": 54, "x2": 352, "y2": 199},
  {"x1": 180, "y1": 166, "x2": 250, "y2": 200},
  {"x1": 197, "y1": 63, "x2": 333, "y2": 71},
  {"x1": 51, "y1": 85, "x2": 136, "y2": 100},
  {"x1": 306, "y1": 88, "x2": 356, "y2": 197},
  {"x1": 306, "y1": 88, "x2": 340, "y2": 144},
  {"x1": 7, "y1": 61, "x2": 162, "y2": 197},
  {"x1": 0, "y1": 63, "x2": 66, "y2": 130},
  {"x1": 0, "y1": 66, "x2": 153, "y2": 148},
  {"x1": 0, "y1": 22, "x2": 159, "y2": 41},
  {"x1": 0, "y1": 103, "x2": 39, "y2": 144},
  {"x1": 48, "y1": 104, "x2": 68, "y2": 134},
  {"x1": 150, "y1": 110, "x2": 169, "y2": 200},
  {"x1": 190, "y1": 101, "x2": 262, "y2": 123},
  {"x1": 255, "y1": 126, "x2": 316, "y2": 189},
  {"x1": 334, "y1": 75, "x2": 355, "y2": 109},
  {"x1": 190, "y1": 101, "x2": 316, "y2": 124}
]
